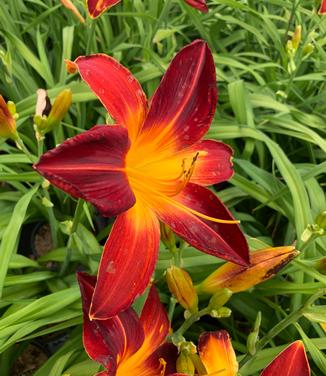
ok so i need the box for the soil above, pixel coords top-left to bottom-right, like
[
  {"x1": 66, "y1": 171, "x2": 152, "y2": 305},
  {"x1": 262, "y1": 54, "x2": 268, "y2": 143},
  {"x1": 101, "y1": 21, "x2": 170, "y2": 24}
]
[{"x1": 11, "y1": 344, "x2": 48, "y2": 376}]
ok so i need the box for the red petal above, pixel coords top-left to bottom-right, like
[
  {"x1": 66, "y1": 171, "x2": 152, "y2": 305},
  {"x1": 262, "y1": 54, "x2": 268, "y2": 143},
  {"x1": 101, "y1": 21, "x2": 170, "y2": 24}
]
[
  {"x1": 261, "y1": 341, "x2": 310, "y2": 376},
  {"x1": 187, "y1": 139, "x2": 234, "y2": 185},
  {"x1": 320, "y1": 0, "x2": 326, "y2": 13},
  {"x1": 140, "y1": 286, "x2": 170, "y2": 349},
  {"x1": 184, "y1": 0, "x2": 208, "y2": 12},
  {"x1": 72, "y1": 54, "x2": 147, "y2": 141},
  {"x1": 90, "y1": 202, "x2": 160, "y2": 319},
  {"x1": 34, "y1": 125, "x2": 135, "y2": 217},
  {"x1": 198, "y1": 330, "x2": 238, "y2": 375},
  {"x1": 77, "y1": 272, "x2": 145, "y2": 374},
  {"x1": 87, "y1": 0, "x2": 121, "y2": 18},
  {"x1": 154, "y1": 183, "x2": 249, "y2": 265},
  {"x1": 139, "y1": 40, "x2": 217, "y2": 151}
]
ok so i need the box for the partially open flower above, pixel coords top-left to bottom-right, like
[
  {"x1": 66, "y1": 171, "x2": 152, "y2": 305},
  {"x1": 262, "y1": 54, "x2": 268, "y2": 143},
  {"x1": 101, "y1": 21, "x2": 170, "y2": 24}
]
[
  {"x1": 196, "y1": 246, "x2": 298, "y2": 295},
  {"x1": 0, "y1": 95, "x2": 18, "y2": 140}
]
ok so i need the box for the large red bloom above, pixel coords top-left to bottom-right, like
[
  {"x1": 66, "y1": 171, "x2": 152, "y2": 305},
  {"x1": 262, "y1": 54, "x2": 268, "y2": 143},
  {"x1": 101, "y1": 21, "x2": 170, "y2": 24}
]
[
  {"x1": 77, "y1": 272, "x2": 177, "y2": 376},
  {"x1": 34, "y1": 40, "x2": 249, "y2": 319},
  {"x1": 86, "y1": 0, "x2": 207, "y2": 18}
]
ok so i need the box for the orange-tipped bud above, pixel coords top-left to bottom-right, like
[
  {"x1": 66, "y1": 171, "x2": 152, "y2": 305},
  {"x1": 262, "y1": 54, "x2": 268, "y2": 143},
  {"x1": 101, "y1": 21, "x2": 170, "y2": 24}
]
[
  {"x1": 65, "y1": 59, "x2": 78, "y2": 74},
  {"x1": 61, "y1": 0, "x2": 85, "y2": 23},
  {"x1": 166, "y1": 266, "x2": 198, "y2": 313},
  {"x1": 176, "y1": 351, "x2": 195, "y2": 375},
  {"x1": 0, "y1": 95, "x2": 18, "y2": 140},
  {"x1": 196, "y1": 246, "x2": 298, "y2": 295}
]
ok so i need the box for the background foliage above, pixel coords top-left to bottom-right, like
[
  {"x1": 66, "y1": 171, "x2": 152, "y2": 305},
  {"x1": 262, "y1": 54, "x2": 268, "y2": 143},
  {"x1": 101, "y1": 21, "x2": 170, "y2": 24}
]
[{"x1": 0, "y1": 0, "x2": 325, "y2": 375}]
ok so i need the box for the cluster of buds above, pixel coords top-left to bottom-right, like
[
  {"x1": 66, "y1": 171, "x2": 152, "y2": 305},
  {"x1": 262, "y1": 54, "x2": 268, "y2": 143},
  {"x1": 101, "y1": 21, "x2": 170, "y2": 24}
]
[
  {"x1": 33, "y1": 89, "x2": 72, "y2": 140},
  {"x1": 0, "y1": 95, "x2": 18, "y2": 140},
  {"x1": 286, "y1": 25, "x2": 302, "y2": 73},
  {"x1": 301, "y1": 211, "x2": 326, "y2": 242}
]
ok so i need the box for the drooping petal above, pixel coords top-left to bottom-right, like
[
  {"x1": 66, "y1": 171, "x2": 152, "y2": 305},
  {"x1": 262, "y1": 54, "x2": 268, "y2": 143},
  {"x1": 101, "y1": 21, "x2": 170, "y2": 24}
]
[
  {"x1": 184, "y1": 0, "x2": 208, "y2": 12},
  {"x1": 34, "y1": 125, "x2": 135, "y2": 217},
  {"x1": 137, "y1": 40, "x2": 217, "y2": 152},
  {"x1": 87, "y1": 0, "x2": 121, "y2": 18},
  {"x1": 90, "y1": 201, "x2": 160, "y2": 319},
  {"x1": 260, "y1": 341, "x2": 310, "y2": 376},
  {"x1": 196, "y1": 246, "x2": 298, "y2": 295},
  {"x1": 70, "y1": 55, "x2": 147, "y2": 141},
  {"x1": 198, "y1": 330, "x2": 238, "y2": 376},
  {"x1": 77, "y1": 272, "x2": 144, "y2": 374},
  {"x1": 153, "y1": 184, "x2": 249, "y2": 266}
]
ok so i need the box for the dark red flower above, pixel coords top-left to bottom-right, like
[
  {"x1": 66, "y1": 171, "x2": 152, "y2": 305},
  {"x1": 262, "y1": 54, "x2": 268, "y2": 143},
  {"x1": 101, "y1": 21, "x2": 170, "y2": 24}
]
[
  {"x1": 34, "y1": 40, "x2": 249, "y2": 319},
  {"x1": 77, "y1": 272, "x2": 177, "y2": 376}
]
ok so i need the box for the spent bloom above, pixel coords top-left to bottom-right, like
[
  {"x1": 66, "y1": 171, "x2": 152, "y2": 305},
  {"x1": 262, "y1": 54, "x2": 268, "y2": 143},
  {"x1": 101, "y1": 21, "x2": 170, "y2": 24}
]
[
  {"x1": 87, "y1": 0, "x2": 207, "y2": 18},
  {"x1": 0, "y1": 95, "x2": 18, "y2": 140},
  {"x1": 77, "y1": 272, "x2": 177, "y2": 376},
  {"x1": 34, "y1": 40, "x2": 249, "y2": 319},
  {"x1": 196, "y1": 246, "x2": 298, "y2": 295}
]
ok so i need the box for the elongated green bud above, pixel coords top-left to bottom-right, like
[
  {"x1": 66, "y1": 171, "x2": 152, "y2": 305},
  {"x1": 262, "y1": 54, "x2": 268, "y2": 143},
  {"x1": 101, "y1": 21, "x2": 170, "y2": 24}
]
[{"x1": 166, "y1": 266, "x2": 198, "y2": 313}]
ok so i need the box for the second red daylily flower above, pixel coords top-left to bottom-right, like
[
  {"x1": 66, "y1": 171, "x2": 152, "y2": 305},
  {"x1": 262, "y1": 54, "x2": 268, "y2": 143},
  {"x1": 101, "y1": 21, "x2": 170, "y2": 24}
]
[
  {"x1": 87, "y1": 0, "x2": 207, "y2": 18},
  {"x1": 77, "y1": 272, "x2": 177, "y2": 376},
  {"x1": 261, "y1": 341, "x2": 310, "y2": 376},
  {"x1": 34, "y1": 40, "x2": 249, "y2": 319},
  {"x1": 320, "y1": 0, "x2": 326, "y2": 13}
]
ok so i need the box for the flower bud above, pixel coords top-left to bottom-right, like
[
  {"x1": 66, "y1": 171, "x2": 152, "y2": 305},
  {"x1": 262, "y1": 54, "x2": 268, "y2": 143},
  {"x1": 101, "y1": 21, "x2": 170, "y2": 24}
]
[
  {"x1": 316, "y1": 211, "x2": 326, "y2": 229},
  {"x1": 166, "y1": 266, "x2": 198, "y2": 313},
  {"x1": 314, "y1": 258, "x2": 326, "y2": 275},
  {"x1": 0, "y1": 95, "x2": 18, "y2": 140},
  {"x1": 61, "y1": 0, "x2": 85, "y2": 23},
  {"x1": 160, "y1": 223, "x2": 176, "y2": 252},
  {"x1": 208, "y1": 288, "x2": 232, "y2": 310},
  {"x1": 292, "y1": 25, "x2": 302, "y2": 50},
  {"x1": 210, "y1": 307, "x2": 232, "y2": 318},
  {"x1": 47, "y1": 89, "x2": 72, "y2": 130},
  {"x1": 196, "y1": 246, "x2": 298, "y2": 295},
  {"x1": 176, "y1": 351, "x2": 195, "y2": 375}
]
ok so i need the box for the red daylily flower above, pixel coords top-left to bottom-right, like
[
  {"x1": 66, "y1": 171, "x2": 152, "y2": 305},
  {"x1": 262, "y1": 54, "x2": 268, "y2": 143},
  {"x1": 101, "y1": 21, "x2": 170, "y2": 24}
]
[
  {"x1": 320, "y1": 0, "x2": 326, "y2": 13},
  {"x1": 87, "y1": 0, "x2": 207, "y2": 18},
  {"x1": 77, "y1": 272, "x2": 177, "y2": 376},
  {"x1": 34, "y1": 40, "x2": 249, "y2": 319},
  {"x1": 261, "y1": 341, "x2": 310, "y2": 376}
]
